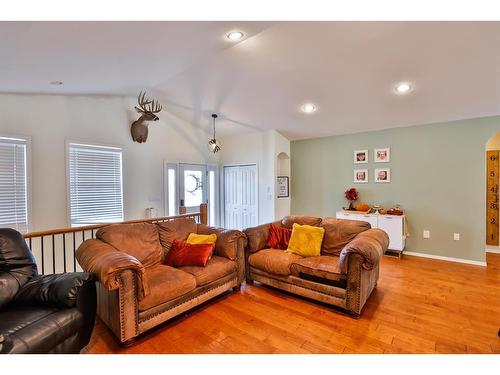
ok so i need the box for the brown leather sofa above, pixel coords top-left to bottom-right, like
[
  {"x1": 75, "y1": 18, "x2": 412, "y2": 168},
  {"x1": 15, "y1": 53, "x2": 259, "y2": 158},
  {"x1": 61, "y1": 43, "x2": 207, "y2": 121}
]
[
  {"x1": 76, "y1": 217, "x2": 247, "y2": 345},
  {"x1": 244, "y1": 215, "x2": 389, "y2": 317}
]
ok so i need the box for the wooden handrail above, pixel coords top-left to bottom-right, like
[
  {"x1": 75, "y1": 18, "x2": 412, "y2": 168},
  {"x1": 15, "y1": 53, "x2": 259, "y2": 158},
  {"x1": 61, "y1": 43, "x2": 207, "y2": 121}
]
[{"x1": 24, "y1": 203, "x2": 208, "y2": 239}]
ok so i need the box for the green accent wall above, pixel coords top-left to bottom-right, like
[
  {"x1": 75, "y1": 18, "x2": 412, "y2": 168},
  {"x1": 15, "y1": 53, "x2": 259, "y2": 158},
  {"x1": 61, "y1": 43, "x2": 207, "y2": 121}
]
[{"x1": 290, "y1": 116, "x2": 500, "y2": 262}]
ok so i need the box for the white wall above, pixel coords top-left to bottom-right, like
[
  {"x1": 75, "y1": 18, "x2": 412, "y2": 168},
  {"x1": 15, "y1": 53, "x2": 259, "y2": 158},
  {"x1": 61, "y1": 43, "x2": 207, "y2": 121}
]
[
  {"x1": 0, "y1": 94, "x2": 216, "y2": 231},
  {"x1": 220, "y1": 129, "x2": 291, "y2": 225},
  {"x1": 273, "y1": 131, "x2": 291, "y2": 219}
]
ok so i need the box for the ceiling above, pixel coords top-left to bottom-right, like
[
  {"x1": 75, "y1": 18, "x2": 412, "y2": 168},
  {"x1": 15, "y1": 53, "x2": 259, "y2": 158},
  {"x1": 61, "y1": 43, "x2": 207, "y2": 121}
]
[{"x1": 1, "y1": 21, "x2": 499, "y2": 140}]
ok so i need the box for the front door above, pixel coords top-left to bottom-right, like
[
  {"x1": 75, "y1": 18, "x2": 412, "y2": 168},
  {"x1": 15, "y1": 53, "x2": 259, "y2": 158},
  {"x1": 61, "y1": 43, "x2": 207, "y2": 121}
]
[{"x1": 179, "y1": 164, "x2": 207, "y2": 214}]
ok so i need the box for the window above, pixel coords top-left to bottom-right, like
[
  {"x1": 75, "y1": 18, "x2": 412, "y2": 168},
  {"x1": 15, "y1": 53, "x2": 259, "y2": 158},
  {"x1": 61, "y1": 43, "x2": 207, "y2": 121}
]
[
  {"x1": 165, "y1": 162, "x2": 177, "y2": 216},
  {"x1": 68, "y1": 142, "x2": 123, "y2": 226},
  {"x1": 0, "y1": 136, "x2": 29, "y2": 233}
]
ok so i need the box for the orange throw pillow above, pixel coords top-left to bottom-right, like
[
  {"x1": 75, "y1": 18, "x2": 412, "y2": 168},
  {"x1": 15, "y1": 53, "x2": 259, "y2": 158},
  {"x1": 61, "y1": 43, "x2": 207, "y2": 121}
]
[
  {"x1": 266, "y1": 223, "x2": 292, "y2": 250},
  {"x1": 164, "y1": 240, "x2": 214, "y2": 267}
]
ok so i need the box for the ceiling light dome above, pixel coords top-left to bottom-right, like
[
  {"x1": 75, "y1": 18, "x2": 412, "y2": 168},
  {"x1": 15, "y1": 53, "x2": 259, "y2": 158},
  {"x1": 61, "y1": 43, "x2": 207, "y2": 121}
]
[
  {"x1": 226, "y1": 31, "x2": 244, "y2": 41},
  {"x1": 395, "y1": 82, "x2": 412, "y2": 93},
  {"x1": 301, "y1": 103, "x2": 317, "y2": 114}
]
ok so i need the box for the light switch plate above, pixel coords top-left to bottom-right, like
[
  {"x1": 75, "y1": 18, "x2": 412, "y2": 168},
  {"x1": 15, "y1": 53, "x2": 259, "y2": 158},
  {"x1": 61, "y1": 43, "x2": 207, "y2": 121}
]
[
  {"x1": 423, "y1": 230, "x2": 430, "y2": 239},
  {"x1": 454, "y1": 233, "x2": 460, "y2": 241}
]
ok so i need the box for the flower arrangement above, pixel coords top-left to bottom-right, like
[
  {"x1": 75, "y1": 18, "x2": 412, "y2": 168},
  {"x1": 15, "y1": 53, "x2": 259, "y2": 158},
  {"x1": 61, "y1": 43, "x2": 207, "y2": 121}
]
[{"x1": 344, "y1": 188, "x2": 358, "y2": 210}]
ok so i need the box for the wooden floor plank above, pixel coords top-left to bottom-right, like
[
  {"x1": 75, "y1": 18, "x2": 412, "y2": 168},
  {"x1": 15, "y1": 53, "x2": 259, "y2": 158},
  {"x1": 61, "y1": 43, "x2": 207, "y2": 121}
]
[{"x1": 85, "y1": 255, "x2": 500, "y2": 354}]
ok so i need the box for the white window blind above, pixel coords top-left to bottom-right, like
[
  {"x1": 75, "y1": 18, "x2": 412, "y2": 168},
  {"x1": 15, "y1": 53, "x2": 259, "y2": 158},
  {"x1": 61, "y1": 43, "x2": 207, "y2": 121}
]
[
  {"x1": 68, "y1": 143, "x2": 123, "y2": 226},
  {"x1": 0, "y1": 137, "x2": 29, "y2": 233}
]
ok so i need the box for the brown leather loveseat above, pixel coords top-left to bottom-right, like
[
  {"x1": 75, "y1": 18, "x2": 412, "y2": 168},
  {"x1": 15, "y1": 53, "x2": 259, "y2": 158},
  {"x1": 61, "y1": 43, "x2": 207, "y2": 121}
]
[
  {"x1": 244, "y1": 215, "x2": 389, "y2": 317},
  {"x1": 76, "y1": 217, "x2": 246, "y2": 345}
]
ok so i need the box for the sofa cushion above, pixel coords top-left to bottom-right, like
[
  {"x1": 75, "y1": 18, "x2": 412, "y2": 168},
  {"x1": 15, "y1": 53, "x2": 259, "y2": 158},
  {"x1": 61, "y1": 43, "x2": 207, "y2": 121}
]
[
  {"x1": 290, "y1": 256, "x2": 346, "y2": 282},
  {"x1": 157, "y1": 218, "x2": 197, "y2": 254},
  {"x1": 164, "y1": 240, "x2": 214, "y2": 267},
  {"x1": 286, "y1": 223, "x2": 325, "y2": 257},
  {"x1": 266, "y1": 223, "x2": 292, "y2": 250},
  {"x1": 138, "y1": 265, "x2": 197, "y2": 311},
  {"x1": 96, "y1": 222, "x2": 163, "y2": 267},
  {"x1": 320, "y1": 218, "x2": 371, "y2": 256},
  {"x1": 187, "y1": 233, "x2": 217, "y2": 245},
  {"x1": 248, "y1": 249, "x2": 303, "y2": 276},
  {"x1": 281, "y1": 215, "x2": 322, "y2": 228},
  {"x1": 179, "y1": 256, "x2": 237, "y2": 286},
  {"x1": 0, "y1": 305, "x2": 83, "y2": 353}
]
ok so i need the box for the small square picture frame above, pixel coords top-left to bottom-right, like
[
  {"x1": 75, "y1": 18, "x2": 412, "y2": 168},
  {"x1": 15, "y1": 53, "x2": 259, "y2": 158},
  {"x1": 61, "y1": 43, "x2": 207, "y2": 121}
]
[
  {"x1": 374, "y1": 148, "x2": 390, "y2": 163},
  {"x1": 374, "y1": 168, "x2": 391, "y2": 183},
  {"x1": 354, "y1": 169, "x2": 368, "y2": 183},
  {"x1": 354, "y1": 150, "x2": 368, "y2": 164}
]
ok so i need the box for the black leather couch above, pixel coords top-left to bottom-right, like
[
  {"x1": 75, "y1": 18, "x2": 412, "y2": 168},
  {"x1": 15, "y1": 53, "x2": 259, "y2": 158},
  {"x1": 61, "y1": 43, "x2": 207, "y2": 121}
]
[{"x1": 0, "y1": 228, "x2": 97, "y2": 354}]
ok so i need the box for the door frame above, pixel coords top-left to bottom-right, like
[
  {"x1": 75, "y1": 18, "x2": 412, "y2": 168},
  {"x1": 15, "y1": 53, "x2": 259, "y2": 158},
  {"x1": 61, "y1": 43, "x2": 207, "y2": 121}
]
[
  {"x1": 222, "y1": 163, "x2": 259, "y2": 228},
  {"x1": 163, "y1": 161, "x2": 220, "y2": 225}
]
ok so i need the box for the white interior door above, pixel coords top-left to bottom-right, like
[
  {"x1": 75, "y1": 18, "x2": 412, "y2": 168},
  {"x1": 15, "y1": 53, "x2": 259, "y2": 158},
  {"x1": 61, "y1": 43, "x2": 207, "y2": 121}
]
[
  {"x1": 179, "y1": 164, "x2": 207, "y2": 214},
  {"x1": 224, "y1": 165, "x2": 257, "y2": 230}
]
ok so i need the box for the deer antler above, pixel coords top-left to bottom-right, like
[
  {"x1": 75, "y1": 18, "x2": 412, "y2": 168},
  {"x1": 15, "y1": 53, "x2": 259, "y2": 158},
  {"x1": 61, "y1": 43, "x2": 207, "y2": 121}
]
[{"x1": 135, "y1": 91, "x2": 162, "y2": 114}]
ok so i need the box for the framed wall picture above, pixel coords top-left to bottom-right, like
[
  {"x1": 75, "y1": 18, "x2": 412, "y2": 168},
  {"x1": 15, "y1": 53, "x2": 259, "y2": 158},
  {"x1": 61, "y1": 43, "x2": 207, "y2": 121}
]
[
  {"x1": 375, "y1": 168, "x2": 391, "y2": 183},
  {"x1": 374, "y1": 148, "x2": 390, "y2": 163},
  {"x1": 354, "y1": 150, "x2": 368, "y2": 164},
  {"x1": 277, "y1": 176, "x2": 289, "y2": 198},
  {"x1": 354, "y1": 169, "x2": 368, "y2": 183}
]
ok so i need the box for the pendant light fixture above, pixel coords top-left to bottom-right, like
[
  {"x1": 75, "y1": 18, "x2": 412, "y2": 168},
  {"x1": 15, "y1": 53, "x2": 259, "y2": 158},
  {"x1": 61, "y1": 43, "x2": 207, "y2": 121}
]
[{"x1": 208, "y1": 113, "x2": 221, "y2": 153}]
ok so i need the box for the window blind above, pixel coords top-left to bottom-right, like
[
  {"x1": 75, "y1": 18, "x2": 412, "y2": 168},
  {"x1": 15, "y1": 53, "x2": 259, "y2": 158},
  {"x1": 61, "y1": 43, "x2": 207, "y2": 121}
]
[
  {"x1": 0, "y1": 137, "x2": 29, "y2": 233},
  {"x1": 68, "y1": 143, "x2": 123, "y2": 226}
]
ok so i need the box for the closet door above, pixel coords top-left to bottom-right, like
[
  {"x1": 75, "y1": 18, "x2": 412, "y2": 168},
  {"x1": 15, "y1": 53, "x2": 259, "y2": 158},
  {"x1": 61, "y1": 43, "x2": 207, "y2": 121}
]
[{"x1": 224, "y1": 165, "x2": 257, "y2": 230}]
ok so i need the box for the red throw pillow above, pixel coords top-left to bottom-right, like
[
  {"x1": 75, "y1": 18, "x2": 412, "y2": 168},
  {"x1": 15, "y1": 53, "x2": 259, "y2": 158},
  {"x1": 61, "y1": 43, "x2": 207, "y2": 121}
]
[
  {"x1": 266, "y1": 223, "x2": 292, "y2": 250},
  {"x1": 164, "y1": 240, "x2": 215, "y2": 267}
]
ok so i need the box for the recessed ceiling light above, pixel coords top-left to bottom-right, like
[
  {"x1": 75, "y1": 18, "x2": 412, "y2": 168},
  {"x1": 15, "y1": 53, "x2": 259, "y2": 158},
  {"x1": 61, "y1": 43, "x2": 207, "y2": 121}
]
[
  {"x1": 301, "y1": 103, "x2": 317, "y2": 114},
  {"x1": 50, "y1": 81, "x2": 63, "y2": 86},
  {"x1": 226, "y1": 31, "x2": 244, "y2": 41},
  {"x1": 395, "y1": 82, "x2": 412, "y2": 93}
]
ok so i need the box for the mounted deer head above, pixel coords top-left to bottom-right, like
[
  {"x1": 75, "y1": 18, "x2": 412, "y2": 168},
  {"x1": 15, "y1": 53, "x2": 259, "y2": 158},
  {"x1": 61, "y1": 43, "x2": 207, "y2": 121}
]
[{"x1": 130, "y1": 91, "x2": 163, "y2": 143}]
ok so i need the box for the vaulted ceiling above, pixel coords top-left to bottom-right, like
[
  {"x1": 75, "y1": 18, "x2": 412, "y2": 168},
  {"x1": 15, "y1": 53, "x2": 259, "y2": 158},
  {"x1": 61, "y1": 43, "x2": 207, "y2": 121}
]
[{"x1": 1, "y1": 21, "x2": 499, "y2": 139}]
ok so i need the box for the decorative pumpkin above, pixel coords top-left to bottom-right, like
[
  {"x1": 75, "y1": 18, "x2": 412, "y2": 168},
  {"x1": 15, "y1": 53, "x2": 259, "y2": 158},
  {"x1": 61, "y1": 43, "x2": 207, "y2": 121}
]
[{"x1": 355, "y1": 203, "x2": 370, "y2": 212}]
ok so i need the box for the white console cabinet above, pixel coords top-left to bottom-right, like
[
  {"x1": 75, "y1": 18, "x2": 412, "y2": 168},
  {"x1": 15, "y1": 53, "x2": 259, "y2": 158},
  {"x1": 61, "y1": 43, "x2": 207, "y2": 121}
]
[{"x1": 336, "y1": 211, "x2": 406, "y2": 254}]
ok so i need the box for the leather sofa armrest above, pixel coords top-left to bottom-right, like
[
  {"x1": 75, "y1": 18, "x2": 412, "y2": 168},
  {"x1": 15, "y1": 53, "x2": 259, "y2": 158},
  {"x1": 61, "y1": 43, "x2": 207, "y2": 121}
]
[
  {"x1": 244, "y1": 221, "x2": 280, "y2": 253},
  {"x1": 13, "y1": 272, "x2": 94, "y2": 308},
  {"x1": 216, "y1": 229, "x2": 247, "y2": 260},
  {"x1": 197, "y1": 224, "x2": 247, "y2": 260},
  {"x1": 76, "y1": 239, "x2": 149, "y2": 298},
  {"x1": 338, "y1": 228, "x2": 389, "y2": 274}
]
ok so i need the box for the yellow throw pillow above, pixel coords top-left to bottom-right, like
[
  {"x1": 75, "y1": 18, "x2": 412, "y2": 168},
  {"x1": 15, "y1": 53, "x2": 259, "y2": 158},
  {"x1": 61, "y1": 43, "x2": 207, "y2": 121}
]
[
  {"x1": 186, "y1": 233, "x2": 217, "y2": 245},
  {"x1": 286, "y1": 223, "x2": 325, "y2": 257}
]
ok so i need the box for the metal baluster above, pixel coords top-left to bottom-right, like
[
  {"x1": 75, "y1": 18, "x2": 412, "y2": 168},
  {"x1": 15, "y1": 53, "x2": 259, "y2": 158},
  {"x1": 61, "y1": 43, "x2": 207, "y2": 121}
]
[
  {"x1": 63, "y1": 233, "x2": 67, "y2": 273},
  {"x1": 41, "y1": 236, "x2": 45, "y2": 274},
  {"x1": 73, "y1": 232, "x2": 76, "y2": 272},
  {"x1": 52, "y1": 235, "x2": 56, "y2": 274}
]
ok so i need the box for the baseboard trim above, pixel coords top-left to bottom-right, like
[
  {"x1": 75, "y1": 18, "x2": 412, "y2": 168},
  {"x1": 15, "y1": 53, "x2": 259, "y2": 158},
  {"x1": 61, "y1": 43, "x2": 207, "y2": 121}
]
[
  {"x1": 404, "y1": 251, "x2": 487, "y2": 267},
  {"x1": 485, "y1": 247, "x2": 500, "y2": 254}
]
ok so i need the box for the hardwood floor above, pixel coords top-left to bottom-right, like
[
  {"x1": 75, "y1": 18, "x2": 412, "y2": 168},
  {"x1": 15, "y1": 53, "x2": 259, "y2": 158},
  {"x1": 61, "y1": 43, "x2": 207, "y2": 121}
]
[{"x1": 85, "y1": 254, "x2": 500, "y2": 354}]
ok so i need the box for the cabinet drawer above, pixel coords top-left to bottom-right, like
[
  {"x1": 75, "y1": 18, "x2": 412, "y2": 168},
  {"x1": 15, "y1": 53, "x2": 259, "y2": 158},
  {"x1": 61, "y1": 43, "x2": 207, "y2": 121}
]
[
  {"x1": 336, "y1": 212, "x2": 377, "y2": 227},
  {"x1": 378, "y1": 216, "x2": 404, "y2": 250}
]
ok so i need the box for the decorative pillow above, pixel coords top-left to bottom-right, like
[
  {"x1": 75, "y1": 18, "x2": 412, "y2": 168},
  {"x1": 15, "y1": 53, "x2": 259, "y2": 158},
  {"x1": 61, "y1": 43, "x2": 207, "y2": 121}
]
[
  {"x1": 186, "y1": 233, "x2": 217, "y2": 245},
  {"x1": 286, "y1": 223, "x2": 325, "y2": 257},
  {"x1": 164, "y1": 240, "x2": 215, "y2": 267},
  {"x1": 266, "y1": 223, "x2": 292, "y2": 250}
]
